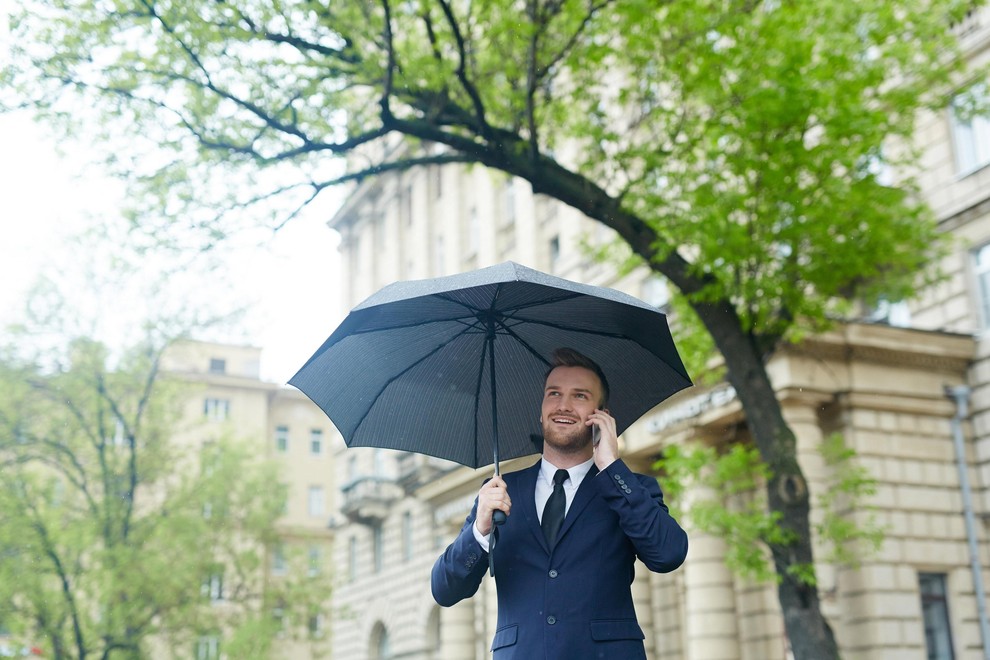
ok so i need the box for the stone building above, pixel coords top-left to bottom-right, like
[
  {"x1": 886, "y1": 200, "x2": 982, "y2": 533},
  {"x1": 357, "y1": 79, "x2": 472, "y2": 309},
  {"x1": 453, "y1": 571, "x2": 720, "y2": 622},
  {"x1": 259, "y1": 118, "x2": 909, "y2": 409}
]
[
  {"x1": 160, "y1": 340, "x2": 337, "y2": 659},
  {"x1": 322, "y1": 6, "x2": 990, "y2": 660}
]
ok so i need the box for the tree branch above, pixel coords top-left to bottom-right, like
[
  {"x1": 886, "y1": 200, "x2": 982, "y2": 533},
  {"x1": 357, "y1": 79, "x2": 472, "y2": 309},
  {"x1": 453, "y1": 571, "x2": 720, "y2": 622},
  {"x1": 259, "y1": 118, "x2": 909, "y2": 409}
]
[{"x1": 435, "y1": 0, "x2": 494, "y2": 141}]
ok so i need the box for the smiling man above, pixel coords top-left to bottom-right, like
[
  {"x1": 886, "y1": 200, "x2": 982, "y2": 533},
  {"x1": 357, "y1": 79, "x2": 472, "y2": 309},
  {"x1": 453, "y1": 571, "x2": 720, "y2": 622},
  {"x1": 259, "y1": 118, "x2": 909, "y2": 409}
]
[{"x1": 431, "y1": 347, "x2": 688, "y2": 660}]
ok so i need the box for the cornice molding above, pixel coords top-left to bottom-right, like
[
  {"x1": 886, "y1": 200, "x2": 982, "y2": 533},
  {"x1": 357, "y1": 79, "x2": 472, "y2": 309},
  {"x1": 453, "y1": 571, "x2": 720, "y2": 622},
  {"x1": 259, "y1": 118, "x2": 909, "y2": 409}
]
[{"x1": 781, "y1": 323, "x2": 975, "y2": 372}]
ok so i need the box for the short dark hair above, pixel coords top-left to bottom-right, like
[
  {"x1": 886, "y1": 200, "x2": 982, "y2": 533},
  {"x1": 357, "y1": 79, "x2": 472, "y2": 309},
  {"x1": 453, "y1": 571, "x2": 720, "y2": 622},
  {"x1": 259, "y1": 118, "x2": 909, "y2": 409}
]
[{"x1": 545, "y1": 347, "x2": 610, "y2": 407}]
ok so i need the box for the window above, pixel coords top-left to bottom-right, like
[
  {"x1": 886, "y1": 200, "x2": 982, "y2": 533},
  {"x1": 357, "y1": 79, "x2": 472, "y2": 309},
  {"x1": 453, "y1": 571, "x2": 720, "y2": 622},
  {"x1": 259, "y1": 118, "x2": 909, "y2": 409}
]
[
  {"x1": 203, "y1": 398, "x2": 229, "y2": 421},
  {"x1": 310, "y1": 429, "x2": 323, "y2": 455},
  {"x1": 273, "y1": 607, "x2": 286, "y2": 638},
  {"x1": 208, "y1": 358, "x2": 226, "y2": 374},
  {"x1": 272, "y1": 544, "x2": 287, "y2": 576},
  {"x1": 466, "y1": 205, "x2": 480, "y2": 257},
  {"x1": 309, "y1": 612, "x2": 325, "y2": 638},
  {"x1": 401, "y1": 185, "x2": 413, "y2": 227},
  {"x1": 974, "y1": 244, "x2": 990, "y2": 329},
  {"x1": 503, "y1": 178, "x2": 516, "y2": 225},
  {"x1": 432, "y1": 164, "x2": 443, "y2": 199},
  {"x1": 202, "y1": 570, "x2": 223, "y2": 602},
  {"x1": 951, "y1": 83, "x2": 990, "y2": 174},
  {"x1": 920, "y1": 573, "x2": 955, "y2": 660},
  {"x1": 373, "y1": 525, "x2": 384, "y2": 573},
  {"x1": 434, "y1": 235, "x2": 445, "y2": 276},
  {"x1": 275, "y1": 426, "x2": 289, "y2": 453},
  {"x1": 201, "y1": 442, "x2": 220, "y2": 477},
  {"x1": 426, "y1": 607, "x2": 441, "y2": 656},
  {"x1": 373, "y1": 213, "x2": 385, "y2": 252},
  {"x1": 371, "y1": 622, "x2": 392, "y2": 660},
  {"x1": 51, "y1": 479, "x2": 65, "y2": 507},
  {"x1": 308, "y1": 545, "x2": 322, "y2": 577},
  {"x1": 549, "y1": 236, "x2": 561, "y2": 272},
  {"x1": 402, "y1": 511, "x2": 413, "y2": 563},
  {"x1": 109, "y1": 418, "x2": 127, "y2": 447},
  {"x1": 864, "y1": 298, "x2": 911, "y2": 327},
  {"x1": 194, "y1": 635, "x2": 220, "y2": 660},
  {"x1": 643, "y1": 276, "x2": 671, "y2": 311},
  {"x1": 349, "y1": 536, "x2": 358, "y2": 581},
  {"x1": 308, "y1": 486, "x2": 325, "y2": 517}
]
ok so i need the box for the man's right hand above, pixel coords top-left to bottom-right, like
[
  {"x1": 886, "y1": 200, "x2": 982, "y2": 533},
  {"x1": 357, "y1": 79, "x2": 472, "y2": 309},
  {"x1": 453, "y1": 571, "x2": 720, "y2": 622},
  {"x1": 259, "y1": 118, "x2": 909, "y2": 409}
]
[{"x1": 475, "y1": 475, "x2": 511, "y2": 536}]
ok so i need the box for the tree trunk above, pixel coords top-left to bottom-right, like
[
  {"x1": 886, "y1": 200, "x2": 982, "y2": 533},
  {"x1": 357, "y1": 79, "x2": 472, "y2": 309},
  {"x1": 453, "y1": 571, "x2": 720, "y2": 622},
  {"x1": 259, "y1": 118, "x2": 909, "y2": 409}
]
[{"x1": 692, "y1": 299, "x2": 840, "y2": 660}]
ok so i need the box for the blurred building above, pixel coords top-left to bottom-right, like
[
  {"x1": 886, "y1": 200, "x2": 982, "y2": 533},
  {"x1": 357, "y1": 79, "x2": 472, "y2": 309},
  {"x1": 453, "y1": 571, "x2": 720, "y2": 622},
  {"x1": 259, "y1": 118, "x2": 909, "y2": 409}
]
[
  {"x1": 160, "y1": 340, "x2": 337, "y2": 659},
  {"x1": 322, "y1": 6, "x2": 990, "y2": 660}
]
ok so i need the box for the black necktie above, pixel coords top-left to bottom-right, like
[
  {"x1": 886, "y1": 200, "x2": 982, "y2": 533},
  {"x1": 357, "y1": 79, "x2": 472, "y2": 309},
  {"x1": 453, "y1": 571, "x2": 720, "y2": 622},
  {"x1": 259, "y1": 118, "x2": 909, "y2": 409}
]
[{"x1": 542, "y1": 469, "x2": 569, "y2": 548}]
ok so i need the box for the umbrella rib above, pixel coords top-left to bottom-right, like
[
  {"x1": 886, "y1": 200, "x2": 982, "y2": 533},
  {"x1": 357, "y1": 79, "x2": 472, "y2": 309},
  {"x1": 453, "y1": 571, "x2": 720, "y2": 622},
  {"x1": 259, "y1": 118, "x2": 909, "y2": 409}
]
[
  {"x1": 472, "y1": 337, "x2": 485, "y2": 471},
  {"x1": 351, "y1": 323, "x2": 479, "y2": 439},
  {"x1": 342, "y1": 314, "x2": 484, "y2": 336},
  {"x1": 502, "y1": 291, "x2": 585, "y2": 312},
  {"x1": 497, "y1": 321, "x2": 553, "y2": 368},
  {"x1": 502, "y1": 316, "x2": 632, "y2": 341}
]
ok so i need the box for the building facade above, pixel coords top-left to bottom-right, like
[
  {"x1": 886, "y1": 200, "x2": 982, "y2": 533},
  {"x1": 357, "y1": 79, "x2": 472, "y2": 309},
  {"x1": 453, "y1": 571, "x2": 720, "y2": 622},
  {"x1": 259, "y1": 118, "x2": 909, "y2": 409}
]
[
  {"x1": 160, "y1": 340, "x2": 338, "y2": 659},
  {"x1": 322, "y1": 6, "x2": 990, "y2": 660}
]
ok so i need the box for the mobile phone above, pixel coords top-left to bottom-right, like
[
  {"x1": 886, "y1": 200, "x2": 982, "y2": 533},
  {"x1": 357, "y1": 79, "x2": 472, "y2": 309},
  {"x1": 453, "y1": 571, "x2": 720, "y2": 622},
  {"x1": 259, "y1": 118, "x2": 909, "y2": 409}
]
[{"x1": 592, "y1": 424, "x2": 601, "y2": 447}]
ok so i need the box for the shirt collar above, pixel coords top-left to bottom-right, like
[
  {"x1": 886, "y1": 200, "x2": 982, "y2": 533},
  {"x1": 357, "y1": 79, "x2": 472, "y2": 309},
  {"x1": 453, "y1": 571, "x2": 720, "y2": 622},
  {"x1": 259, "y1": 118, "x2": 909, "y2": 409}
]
[{"x1": 540, "y1": 456, "x2": 595, "y2": 485}]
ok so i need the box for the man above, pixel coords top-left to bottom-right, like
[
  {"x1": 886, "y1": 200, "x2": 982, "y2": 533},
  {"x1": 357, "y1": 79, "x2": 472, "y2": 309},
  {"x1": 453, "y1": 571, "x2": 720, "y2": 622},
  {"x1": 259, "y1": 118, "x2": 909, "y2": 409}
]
[{"x1": 431, "y1": 347, "x2": 688, "y2": 659}]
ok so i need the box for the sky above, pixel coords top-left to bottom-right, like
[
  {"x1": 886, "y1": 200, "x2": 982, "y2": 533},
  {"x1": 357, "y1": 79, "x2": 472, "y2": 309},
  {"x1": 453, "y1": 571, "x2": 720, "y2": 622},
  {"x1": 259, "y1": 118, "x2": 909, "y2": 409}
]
[{"x1": 0, "y1": 110, "x2": 346, "y2": 384}]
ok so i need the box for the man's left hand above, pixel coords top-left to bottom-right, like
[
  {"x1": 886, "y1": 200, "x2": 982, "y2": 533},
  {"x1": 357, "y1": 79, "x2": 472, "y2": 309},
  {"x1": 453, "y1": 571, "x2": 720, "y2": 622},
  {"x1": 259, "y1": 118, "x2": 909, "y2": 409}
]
[{"x1": 588, "y1": 409, "x2": 618, "y2": 470}]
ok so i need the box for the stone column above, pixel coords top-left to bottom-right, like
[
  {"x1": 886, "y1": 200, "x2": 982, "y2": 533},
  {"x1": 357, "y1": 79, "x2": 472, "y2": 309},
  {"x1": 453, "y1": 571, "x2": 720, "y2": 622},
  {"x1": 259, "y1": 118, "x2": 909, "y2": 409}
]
[
  {"x1": 438, "y1": 598, "x2": 476, "y2": 660},
  {"x1": 632, "y1": 561, "x2": 656, "y2": 657},
  {"x1": 683, "y1": 484, "x2": 742, "y2": 660}
]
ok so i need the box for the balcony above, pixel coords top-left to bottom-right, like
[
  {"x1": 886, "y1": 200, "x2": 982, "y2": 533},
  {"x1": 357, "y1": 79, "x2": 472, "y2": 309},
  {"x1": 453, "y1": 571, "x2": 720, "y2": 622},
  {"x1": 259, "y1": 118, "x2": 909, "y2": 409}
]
[
  {"x1": 396, "y1": 453, "x2": 458, "y2": 492},
  {"x1": 340, "y1": 476, "x2": 404, "y2": 526}
]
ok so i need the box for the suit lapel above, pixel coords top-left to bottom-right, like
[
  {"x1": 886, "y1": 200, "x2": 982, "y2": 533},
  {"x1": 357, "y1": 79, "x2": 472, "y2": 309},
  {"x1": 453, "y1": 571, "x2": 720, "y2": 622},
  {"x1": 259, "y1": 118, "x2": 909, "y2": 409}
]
[
  {"x1": 514, "y1": 462, "x2": 547, "y2": 550},
  {"x1": 557, "y1": 464, "x2": 600, "y2": 545}
]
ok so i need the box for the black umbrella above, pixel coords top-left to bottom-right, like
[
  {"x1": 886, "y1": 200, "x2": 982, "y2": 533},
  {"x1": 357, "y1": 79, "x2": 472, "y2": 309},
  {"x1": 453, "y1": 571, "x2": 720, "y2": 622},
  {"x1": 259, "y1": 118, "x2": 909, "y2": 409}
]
[
  {"x1": 289, "y1": 261, "x2": 692, "y2": 571},
  {"x1": 291, "y1": 260, "x2": 690, "y2": 466}
]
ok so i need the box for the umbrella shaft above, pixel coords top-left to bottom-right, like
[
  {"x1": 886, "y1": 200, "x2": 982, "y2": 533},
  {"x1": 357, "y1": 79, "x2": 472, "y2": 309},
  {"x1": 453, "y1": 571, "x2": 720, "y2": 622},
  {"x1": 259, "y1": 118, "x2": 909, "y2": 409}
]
[{"x1": 487, "y1": 321, "x2": 500, "y2": 476}]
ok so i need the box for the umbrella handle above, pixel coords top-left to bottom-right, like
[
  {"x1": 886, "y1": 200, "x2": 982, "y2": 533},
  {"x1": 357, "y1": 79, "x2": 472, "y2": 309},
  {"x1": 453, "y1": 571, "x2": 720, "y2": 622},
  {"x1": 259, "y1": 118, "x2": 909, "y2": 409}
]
[{"x1": 488, "y1": 511, "x2": 506, "y2": 577}]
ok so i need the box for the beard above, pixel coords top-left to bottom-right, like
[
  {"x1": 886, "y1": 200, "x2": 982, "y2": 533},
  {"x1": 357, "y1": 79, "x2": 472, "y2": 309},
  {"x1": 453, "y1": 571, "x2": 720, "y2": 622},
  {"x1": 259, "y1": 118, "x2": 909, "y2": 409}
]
[{"x1": 542, "y1": 418, "x2": 593, "y2": 455}]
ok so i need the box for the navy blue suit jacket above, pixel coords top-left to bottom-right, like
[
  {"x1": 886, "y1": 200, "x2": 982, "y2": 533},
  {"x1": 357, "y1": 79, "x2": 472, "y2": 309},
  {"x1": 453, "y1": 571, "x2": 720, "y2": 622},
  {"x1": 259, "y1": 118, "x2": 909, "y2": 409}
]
[{"x1": 431, "y1": 459, "x2": 688, "y2": 659}]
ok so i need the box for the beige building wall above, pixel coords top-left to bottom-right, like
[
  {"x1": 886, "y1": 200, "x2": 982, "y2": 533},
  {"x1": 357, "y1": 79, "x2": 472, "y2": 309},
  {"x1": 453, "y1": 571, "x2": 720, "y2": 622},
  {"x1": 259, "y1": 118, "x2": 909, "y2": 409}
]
[{"x1": 161, "y1": 340, "x2": 337, "y2": 658}]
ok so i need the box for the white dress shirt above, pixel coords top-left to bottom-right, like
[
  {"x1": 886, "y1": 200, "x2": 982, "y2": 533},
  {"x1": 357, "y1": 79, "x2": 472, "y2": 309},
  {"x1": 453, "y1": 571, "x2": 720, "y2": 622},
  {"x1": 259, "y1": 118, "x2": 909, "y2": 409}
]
[{"x1": 474, "y1": 457, "x2": 596, "y2": 551}]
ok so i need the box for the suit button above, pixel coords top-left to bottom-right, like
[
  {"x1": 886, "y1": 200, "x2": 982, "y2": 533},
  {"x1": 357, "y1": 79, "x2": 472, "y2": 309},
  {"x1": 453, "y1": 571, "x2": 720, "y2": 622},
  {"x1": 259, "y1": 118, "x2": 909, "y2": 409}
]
[
  {"x1": 547, "y1": 616, "x2": 557, "y2": 625},
  {"x1": 549, "y1": 569, "x2": 558, "y2": 578},
  {"x1": 614, "y1": 474, "x2": 621, "y2": 481}
]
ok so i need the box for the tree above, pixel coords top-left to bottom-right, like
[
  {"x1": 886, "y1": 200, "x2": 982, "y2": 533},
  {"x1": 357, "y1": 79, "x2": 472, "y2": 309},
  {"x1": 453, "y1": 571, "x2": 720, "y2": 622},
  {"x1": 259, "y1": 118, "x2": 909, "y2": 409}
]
[
  {"x1": 2, "y1": 0, "x2": 979, "y2": 656},
  {"x1": 0, "y1": 336, "x2": 331, "y2": 659}
]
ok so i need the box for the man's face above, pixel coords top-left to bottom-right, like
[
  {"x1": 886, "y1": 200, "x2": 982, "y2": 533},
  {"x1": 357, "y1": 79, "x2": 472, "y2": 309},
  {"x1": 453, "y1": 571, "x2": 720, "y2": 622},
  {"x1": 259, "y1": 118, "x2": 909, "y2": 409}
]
[{"x1": 541, "y1": 366, "x2": 604, "y2": 454}]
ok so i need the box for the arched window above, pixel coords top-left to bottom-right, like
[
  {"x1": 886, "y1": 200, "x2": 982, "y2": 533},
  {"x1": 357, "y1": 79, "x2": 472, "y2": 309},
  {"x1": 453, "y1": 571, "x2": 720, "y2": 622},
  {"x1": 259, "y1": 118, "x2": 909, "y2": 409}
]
[
  {"x1": 426, "y1": 606, "x2": 441, "y2": 659},
  {"x1": 370, "y1": 621, "x2": 392, "y2": 660}
]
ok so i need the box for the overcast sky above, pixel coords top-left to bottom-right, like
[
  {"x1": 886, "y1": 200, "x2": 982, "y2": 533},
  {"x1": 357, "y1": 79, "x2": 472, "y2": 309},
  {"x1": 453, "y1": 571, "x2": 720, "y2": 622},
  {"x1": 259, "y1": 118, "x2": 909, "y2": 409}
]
[{"x1": 0, "y1": 110, "x2": 346, "y2": 384}]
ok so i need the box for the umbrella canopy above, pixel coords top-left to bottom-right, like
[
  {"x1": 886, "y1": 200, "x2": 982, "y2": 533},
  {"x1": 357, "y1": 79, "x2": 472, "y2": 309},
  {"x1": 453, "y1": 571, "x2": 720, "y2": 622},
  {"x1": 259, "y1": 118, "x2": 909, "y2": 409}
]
[{"x1": 289, "y1": 261, "x2": 692, "y2": 470}]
